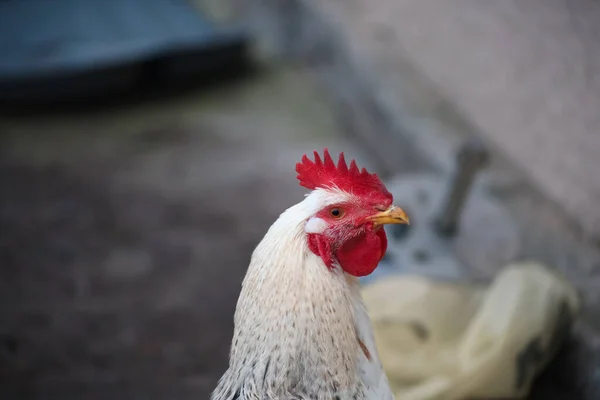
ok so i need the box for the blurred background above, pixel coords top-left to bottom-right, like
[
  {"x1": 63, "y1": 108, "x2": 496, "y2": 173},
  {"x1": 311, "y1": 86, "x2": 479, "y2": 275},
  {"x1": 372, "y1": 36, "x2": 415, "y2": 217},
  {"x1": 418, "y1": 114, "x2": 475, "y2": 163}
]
[{"x1": 0, "y1": 0, "x2": 599, "y2": 399}]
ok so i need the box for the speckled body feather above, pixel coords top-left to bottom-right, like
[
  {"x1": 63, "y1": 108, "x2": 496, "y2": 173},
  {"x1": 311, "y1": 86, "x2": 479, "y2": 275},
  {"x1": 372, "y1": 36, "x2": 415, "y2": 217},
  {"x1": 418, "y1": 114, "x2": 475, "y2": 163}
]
[{"x1": 212, "y1": 189, "x2": 394, "y2": 400}]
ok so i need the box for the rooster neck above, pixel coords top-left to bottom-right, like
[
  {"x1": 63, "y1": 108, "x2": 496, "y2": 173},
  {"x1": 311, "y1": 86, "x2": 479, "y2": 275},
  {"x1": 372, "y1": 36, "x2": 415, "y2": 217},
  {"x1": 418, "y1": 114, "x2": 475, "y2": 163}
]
[
  {"x1": 213, "y1": 191, "x2": 394, "y2": 400},
  {"x1": 232, "y1": 243, "x2": 363, "y2": 397},
  {"x1": 214, "y1": 194, "x2": 375, "y2": 399}
]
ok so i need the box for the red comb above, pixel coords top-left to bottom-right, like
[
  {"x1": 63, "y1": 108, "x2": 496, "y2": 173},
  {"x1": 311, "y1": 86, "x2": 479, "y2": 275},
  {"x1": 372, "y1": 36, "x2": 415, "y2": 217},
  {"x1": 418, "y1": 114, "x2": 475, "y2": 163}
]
[{"x1": 295, "y1": 148, "x2": 392, "y2": 202}]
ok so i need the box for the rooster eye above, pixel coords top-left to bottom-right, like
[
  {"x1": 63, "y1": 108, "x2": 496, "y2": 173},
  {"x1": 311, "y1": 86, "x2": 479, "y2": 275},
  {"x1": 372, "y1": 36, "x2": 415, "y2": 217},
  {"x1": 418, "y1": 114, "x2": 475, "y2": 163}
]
[{"x1": 329, "y1": 207, "x2": 344, "y2": 218}]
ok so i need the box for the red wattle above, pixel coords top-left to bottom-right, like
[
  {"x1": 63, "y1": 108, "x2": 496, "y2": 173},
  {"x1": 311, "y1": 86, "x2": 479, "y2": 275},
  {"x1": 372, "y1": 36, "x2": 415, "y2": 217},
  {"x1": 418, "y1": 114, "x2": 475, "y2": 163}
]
[
  {"x1": 307, "y1": 233, "x2": 335, "y2": 269},
  {"x1": 335, "y1": 229, "x2": 388, "y2": 277}
]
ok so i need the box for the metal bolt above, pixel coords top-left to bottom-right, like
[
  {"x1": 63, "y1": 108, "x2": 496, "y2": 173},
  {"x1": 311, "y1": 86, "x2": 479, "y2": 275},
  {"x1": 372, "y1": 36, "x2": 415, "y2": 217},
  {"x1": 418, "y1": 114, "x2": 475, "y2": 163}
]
[{"x1": 434, "y1": 138, "x2": 490, "y2": 237}]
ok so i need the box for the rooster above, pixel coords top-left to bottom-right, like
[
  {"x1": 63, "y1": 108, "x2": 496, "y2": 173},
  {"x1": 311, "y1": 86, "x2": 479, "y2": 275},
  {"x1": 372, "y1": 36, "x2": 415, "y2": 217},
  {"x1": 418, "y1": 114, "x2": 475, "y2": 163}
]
[{"x1": 212, "y1": 149, "x2": 409, "y2": 400}]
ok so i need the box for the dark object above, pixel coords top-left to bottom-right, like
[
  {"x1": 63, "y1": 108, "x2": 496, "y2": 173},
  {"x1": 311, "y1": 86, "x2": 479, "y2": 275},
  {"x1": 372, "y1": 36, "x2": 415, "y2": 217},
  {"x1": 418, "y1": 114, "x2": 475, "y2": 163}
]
[
  {"x1": 0, "y1": 0, "x2": 250, "y2": 105},
  {"x1": 434, "y1": 138, "x2": 490, "y2": 237},
  {"x1": 0, "y1": 334, "x2": 18, "y2": 355}
]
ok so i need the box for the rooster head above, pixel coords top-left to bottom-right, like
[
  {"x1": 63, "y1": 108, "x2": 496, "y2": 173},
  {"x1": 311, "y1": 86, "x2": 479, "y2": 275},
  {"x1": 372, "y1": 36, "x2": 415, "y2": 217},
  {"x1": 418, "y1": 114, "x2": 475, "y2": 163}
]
[{"x1": 296, "y1": 148, "x2": 409, "y2": 277}]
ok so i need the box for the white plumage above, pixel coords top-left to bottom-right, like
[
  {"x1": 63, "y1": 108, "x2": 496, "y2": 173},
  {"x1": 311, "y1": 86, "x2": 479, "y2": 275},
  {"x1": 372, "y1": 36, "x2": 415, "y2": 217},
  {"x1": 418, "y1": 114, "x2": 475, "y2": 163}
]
[{"x1": 212, "y1": 188, "x2": 395, "y2": 400}]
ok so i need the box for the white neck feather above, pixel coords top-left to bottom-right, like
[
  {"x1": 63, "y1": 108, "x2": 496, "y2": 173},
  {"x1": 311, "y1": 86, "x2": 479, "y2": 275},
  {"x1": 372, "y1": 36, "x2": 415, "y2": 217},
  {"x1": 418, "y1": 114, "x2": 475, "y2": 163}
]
[{"x1": 212, "y1": 190, "x2": 393, "y2": 400}]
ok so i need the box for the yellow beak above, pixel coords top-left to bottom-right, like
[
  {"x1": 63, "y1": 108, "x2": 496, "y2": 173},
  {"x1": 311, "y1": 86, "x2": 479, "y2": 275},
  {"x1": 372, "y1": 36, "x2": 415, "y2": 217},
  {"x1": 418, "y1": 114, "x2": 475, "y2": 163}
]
[{"x1": 367, "y1": 206, "x2": 410, "y2": 227}]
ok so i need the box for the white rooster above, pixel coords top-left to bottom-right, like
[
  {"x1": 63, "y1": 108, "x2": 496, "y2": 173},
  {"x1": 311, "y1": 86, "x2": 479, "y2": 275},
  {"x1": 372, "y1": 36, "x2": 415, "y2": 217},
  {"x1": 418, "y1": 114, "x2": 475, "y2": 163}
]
[{"x1": 212, "y1": 149, "x2": 409, "y2": 400}]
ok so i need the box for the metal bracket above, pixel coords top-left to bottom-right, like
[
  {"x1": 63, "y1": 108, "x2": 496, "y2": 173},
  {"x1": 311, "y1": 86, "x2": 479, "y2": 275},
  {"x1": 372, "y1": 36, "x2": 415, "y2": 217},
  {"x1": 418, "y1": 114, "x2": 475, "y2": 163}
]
[{"x1": 362, "y1": 140, "x2": 520, "y2": 284}]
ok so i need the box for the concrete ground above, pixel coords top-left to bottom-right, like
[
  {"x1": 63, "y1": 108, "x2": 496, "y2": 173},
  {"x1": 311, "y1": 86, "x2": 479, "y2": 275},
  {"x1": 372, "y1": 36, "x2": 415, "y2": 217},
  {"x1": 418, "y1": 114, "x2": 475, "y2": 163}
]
[
  {"x1": 0, "y1": 67, "x2": 376, "y2": 399},
  {"x1": 314, "y1": 0, "x2": 600, "y2": 241}
]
